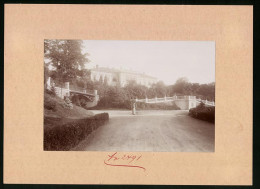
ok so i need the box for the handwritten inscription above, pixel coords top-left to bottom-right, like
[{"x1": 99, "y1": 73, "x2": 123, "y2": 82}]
[{"x1": 104, "y1": 152, "x2": 146, "y2": 171}]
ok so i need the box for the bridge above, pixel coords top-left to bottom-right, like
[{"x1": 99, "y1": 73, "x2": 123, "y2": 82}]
[
  {"x1": 131, "y1": 95, "x2": 215, "y2": 115},
  {"x1": 46, "y1": 78, "x2": 99, "y2": 108}
]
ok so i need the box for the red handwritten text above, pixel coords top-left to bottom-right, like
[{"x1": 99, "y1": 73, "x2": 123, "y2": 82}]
[{"x1": 104, "y1": 152, "x2": 146, "y2": 171}]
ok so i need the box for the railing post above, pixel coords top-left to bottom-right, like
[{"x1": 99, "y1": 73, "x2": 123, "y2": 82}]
[
  {"x1": 155, "y1": 96, "x2": 157, "y2": 102},
  {"x1": 47, "y1": 77, "x2": 51, "y2": 90},
  {"x1": 64, "y1": 82, "x2": 70, "y2": 97},
  {"x1": 65, "y1": 82, "x2": 70, "y2": 90},
  {"x1": 164, "y1": 95, "x2": 167, "y2": 101}
]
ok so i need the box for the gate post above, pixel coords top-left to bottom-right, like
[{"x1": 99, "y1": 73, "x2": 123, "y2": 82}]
[{"x1": 65, "y1": 82, "x2": 70, "y2": 97}]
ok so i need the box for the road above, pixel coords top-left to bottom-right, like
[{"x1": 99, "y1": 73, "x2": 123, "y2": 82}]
[{"x1": 72, "y1": 110, "x2": 215, "y2": 152}]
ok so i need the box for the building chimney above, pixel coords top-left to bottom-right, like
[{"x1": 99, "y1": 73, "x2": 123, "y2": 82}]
[{"x1": 96, "y1": 65, "x2": 99, "y2": 69}]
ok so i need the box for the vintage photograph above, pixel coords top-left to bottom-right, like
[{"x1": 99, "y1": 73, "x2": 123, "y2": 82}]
[{"x1": 44, "y1": 40, "x2": 215, "y2": 152}]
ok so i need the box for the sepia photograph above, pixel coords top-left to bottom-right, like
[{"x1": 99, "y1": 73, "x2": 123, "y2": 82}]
[
  {"x1": 4, "y1": 3, "x2": 253, "y2": 185},
  {"x1": 44, "y1": 40, "x2": 215, "y2": 152}
]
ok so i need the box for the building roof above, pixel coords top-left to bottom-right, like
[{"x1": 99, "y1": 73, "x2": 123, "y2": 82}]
[{"x1": 91, "y1": 66, "x2": 157, "y2": 80}]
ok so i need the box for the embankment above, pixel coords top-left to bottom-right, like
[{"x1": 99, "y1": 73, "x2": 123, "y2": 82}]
[{"x1": 44, "y1": 113, "x2": 109, "y2": 151}]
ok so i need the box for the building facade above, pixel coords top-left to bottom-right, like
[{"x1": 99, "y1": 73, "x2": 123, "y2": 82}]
[{"x1": 90, "y1": 66, "x2": 157, "y2": 87}]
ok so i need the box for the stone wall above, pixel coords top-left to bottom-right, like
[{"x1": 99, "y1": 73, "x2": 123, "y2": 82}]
[{"x1": 174, "y1": 98, "x2": 197, "y2": 110}]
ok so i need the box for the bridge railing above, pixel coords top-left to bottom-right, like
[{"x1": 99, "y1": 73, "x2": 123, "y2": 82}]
[
  {"x1": 54, "y1": 87, "x2": 70, "y2": 99},
  {"x1": 156, "y1": 97, "x2": 165, "y2": 101},
  {"x1": 135, "y1": 96, "x2": 198, "y2": 102},
  {"x1": 174, "y1": 96, "x2": 193, "y2": 100},
  {"x1": 134, "y1": 96, "x2": 215, "y2": 106},
  {"x1": 69, "y1": 85, "x2": 85, "y2": 92},
  {"x1": 69, "y1": 85, "x2": 96, "y2": 95},
  {"x1": 196, "y1": 99, "x2": 215, "y2": 106},
  {"x1": 52, "y1": 83, "x2": 97, "y2": 96}
]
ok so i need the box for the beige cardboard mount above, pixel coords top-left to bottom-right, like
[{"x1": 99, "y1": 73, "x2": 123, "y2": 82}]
[{"x1": 4, "y1": 5, "x2": 252, "y2": 185}]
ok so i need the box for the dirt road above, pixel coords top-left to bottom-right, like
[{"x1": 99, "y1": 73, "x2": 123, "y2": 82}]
[{"x1": 72, "y1": 110, "x2": 214, "y2": 152}]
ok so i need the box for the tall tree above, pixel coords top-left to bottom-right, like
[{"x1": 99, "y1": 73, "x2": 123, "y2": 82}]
[
  {"x1": 151, "y1": 81, "x2": 167, "y2": 97},
  {"x1": 172, "y1": 77, "x2": 189, "y2": 95},
  {"x1": 44, "y1": 40, "x2": 89, "y2": 85}
]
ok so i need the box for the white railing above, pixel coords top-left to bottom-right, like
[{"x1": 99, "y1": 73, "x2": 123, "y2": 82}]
[
  {"x1": 196, "y1": 99, "x2": 215, "y2": 106},
  {"x1": 134, "y1": 95, "x2": 215, "y2": 106},
  {"x1": 54, "y1": 87, "x2": 70, "y2": 99}
]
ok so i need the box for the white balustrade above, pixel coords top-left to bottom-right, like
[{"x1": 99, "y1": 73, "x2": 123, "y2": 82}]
[{"x1": 130, "y1": 95, "x2": 215, "y2": 106}]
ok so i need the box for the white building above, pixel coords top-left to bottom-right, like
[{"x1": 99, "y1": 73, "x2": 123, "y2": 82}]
[{"x1": 90, "y1": 66, "x2": 157, "y2": 87}]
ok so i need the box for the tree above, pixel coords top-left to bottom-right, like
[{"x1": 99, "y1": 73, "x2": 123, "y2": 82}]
[
  {"x1": 197, "y1": 82, "x2": 215, "y2": 101},
  {"x1": 99, "y1": 75, "x2": 104, "y2": 84},
  {"x1": 104, "y1": 76, "x2": 108, "y2": 85},
  {"x1": 74, "y1": 69, "x2": 91, "y2": 89},
  {"x1": 124, "y1": 81, "x2": 148, "y2": 99},
  {"x1": 151, "y1": 81, "x2": 167, "y2": 97},
  {"x1": 190, "y1": 83, "x2": 200, "y2": 95},
  {"x1": 172, "y1": 77, "x2": 189, "y2": 95},
  {"x1": 44, "y1": 40, "x2": 89, "y2": 85}
]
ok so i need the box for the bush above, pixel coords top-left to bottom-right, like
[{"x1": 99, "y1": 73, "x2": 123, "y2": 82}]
[
  {"x1": 79, "y1": 98, "x2": 88, "y2": 107},
  {"x1": 63, "y1": 96, "x2": 73, "y2": 109},
  {"x1": 44, "y1": 113, "x2": 109, "y2": 150},
  {"x1": 45, "y1": 87, "x2": 56, "y2": 96},
  {"x1": 44, "y1": 95, "x2": 57, "y2": 111},
  {"x1": 189, "y1": 103, "x2": 215, "y2": 123},
  {"x1": 71, "y1": 95, "x2": 81, "y2": 106}
]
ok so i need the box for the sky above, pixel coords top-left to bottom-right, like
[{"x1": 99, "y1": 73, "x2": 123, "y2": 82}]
[{"x1": 82, "y1": 40, "x2": 215, "y2": 85}]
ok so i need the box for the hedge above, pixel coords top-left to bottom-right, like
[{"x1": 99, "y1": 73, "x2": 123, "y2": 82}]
[
  {"x1": 44, "y1": 113, "x2": 109, "y2": 151},
  {"x1": 189, "y1": 104, "x2": 215, "y2": 123},
  {"x1": 44, "y1": 94, "x2": 57, "y2": 111}
]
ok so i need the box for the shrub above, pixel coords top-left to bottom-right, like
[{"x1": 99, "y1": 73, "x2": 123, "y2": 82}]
[
  {"x1": 45, "y1": 87, "x2": 56, "y2": 96},
  {"x1": 189, "y1": 104, "x2": 215, "y2": 123},
  {"x1": 79, "y1": 98, "x2": 87, "y2": 107},
  {"x1": 44, "y1": 113, "x2": 109, "y2": 150},
  {"x1": 44, "y1": 95, "x2": 57, "y2": 111},
  {"x1": 63, "y1": 96, "x2": 73, "y2": 109},
  {"x1": 71, "y1": 95, "x2": 81, "y2": 106}
]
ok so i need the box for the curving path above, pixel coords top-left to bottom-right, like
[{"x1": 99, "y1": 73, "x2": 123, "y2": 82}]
[{"x1": 72, "y1": 110, "x2": 214, "y2": 152}]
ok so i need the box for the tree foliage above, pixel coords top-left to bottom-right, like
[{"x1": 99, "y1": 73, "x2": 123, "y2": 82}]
[
  {"x1": 44, "y1": 40, "x2": 89, "y2": 84},
  {"x1": 89, "y1": 77, "x2": 215, "y2": 109}
]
